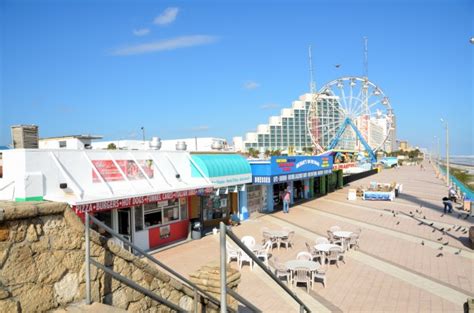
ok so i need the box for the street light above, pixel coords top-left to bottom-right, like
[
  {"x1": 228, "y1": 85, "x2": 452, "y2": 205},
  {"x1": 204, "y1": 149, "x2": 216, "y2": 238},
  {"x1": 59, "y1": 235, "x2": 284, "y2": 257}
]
[
  {"x1": 433, "y1": 135, "x2": 440, "y2": 162},
  {"x1": 440, "y1": 118, "x2": 449, "y2": 186},
  {"x1": 140, "y1": 127, "x2": 145, "y2": 142}
]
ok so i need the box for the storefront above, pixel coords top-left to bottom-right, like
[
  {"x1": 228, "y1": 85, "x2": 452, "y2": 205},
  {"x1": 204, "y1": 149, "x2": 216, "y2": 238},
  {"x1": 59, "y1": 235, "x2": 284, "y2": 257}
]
[
  {"x1": 0, "y1": 149, "x2": 214, "y2": 250},
  {"x1": 250, "y1": 156, "x2": 333, "y2": 212},
  {"x1": 190, "y1": 154, "x2": 252, "y2": 229}
]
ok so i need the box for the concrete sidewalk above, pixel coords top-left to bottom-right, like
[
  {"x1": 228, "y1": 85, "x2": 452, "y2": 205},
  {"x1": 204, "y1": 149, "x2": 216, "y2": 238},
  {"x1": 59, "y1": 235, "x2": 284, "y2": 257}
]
[{"x1": 153, "y1": 163, "x2": 472, "y2": 312}]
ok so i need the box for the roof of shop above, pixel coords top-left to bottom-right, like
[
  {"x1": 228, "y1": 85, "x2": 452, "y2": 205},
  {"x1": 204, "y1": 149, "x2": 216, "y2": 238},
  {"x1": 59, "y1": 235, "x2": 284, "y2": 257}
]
[{"x1": 191, "y1": 154, "x2": 251, "y2": 178}]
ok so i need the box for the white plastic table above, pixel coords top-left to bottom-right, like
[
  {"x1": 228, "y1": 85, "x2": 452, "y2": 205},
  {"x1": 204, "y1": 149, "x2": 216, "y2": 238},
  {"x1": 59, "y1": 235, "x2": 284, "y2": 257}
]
[
  {"x1": 265, "y1": 230, "x2": 289, "y2": 250},
  {"x1": 314, "y1": 243, "x2": 341, "y2": 265},
  {"x1": 285, "y1": 260, "x2": 320, "y2": 272},
  {"x1": 333, "y1": 231, "x2": 353, "y2": 250}
]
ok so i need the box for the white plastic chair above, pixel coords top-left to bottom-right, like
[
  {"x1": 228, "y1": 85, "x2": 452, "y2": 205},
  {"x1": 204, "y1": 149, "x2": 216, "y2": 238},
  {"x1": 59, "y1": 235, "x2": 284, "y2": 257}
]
[
  {"x1": 256, "y1": 240, "x2": 272, "y2": 267},
  {"x1": 280, "y1": 231, "x2": 295, "y2": 250},
  {"x1": 293, "y1": 267, "x2": 312, "y2": 292},
  {"x1": 313, "y1": 268, "x2": 327, "y2": 288},
  {"x1": 305, "y1": 242, "x2": 321, "y2": 263},
  {"x1": 326, "y1": 246, "x2": 343, "y2": 267},
  {"x1": 327, "y1": 231, "x2": 342, "y2": 246},
  {"x1": 239, "y1": 249, "x2": 254, "y2": 270},
  {"x1": 296, "y1": 251, "x2": 313, "y2": 261},
  {"x1": 241, "y1": 236, "x2": 256, "y2": 249},
  {"x1": 269, "y1": 257, "x2": 290, "y2": 285},
  {"x1": 226, "y1": 242, "x2": 240, "y2": 264}
]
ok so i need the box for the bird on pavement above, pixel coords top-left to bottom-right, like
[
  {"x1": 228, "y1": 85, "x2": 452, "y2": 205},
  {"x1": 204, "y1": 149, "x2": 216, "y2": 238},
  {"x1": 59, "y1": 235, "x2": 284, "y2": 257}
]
[
  {"x1": 455, "y1": 249, "x2": 461, "y2": 255},
  {"x1": 421, "y1": 241, "x2": 425, "y2": 246},
  {"x1": 440, "y1": 227, "x2": 445, "y2": 232},
  {"x1": 429, "y1": 222, "x2": 434, "y2": 226},
  {"x1": 437, "y1": 237, "x2": 443, "y2": 241},
  {"x1": 438, "y1": 246, "x2": 443, "y2": 250},
  {"x1": 436, "y1": 253, "x2": 443, "y2": 257},
  {"x1": 432, "y1": 229, "x2": 436, "y2": 233},
  {"x1": 440, "y1": 214, "x2": 444, "y2": 217},
  {"x1": 396, "y1": 221, "x2": 400, "y2": 225},
  {"x1": 443, "y1": 241, "x2": 449, "y2": 246}
]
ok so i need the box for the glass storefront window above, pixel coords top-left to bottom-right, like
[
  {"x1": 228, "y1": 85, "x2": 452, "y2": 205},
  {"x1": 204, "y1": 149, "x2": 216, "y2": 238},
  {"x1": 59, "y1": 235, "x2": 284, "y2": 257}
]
[
  {"x1": 135, "y1": 205, "x2": 144, "y2": 231},
  {"x1": 202, "y1": 194, "x2": 228, "y2": 221},
  {"x1": 143, "y1": 198, "x2": 185, "y2": 228}
]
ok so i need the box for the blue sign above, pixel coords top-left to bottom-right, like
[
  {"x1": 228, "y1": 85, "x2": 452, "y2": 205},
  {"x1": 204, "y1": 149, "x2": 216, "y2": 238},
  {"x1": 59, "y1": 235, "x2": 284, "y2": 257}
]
[
  {"x1": 250, "y1": 156, "x2": 333, "y2": 185},
  {"x1": 271, "y1": 156, "x2": 333, "y2": 175}
]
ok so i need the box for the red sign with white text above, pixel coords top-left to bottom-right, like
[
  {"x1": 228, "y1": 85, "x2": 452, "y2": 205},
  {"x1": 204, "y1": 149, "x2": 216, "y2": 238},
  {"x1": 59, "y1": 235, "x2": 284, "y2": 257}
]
[
  {"x1": 92, "y1": 160, "x2": 154, "y2": 183},
  {"x1": 72, "y1": 187, "x2": 213, "y2": 214}
]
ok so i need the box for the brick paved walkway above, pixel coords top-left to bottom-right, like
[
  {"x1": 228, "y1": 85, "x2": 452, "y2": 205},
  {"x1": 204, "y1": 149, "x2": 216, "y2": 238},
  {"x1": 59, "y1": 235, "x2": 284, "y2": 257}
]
[{"x1": 154, "y1": 162, "x2": 473, "y2": 312}]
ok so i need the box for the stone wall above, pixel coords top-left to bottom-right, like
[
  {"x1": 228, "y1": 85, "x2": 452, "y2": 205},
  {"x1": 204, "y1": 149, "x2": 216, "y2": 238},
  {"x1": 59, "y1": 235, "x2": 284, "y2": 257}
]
[{"x1": 0, "y1": 201, "x2": 218, "y2": 312}]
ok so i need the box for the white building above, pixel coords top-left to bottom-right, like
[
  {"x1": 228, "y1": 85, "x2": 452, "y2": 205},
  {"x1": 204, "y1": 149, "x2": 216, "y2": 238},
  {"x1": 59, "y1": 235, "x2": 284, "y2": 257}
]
[
  {"x1": 39, "y1": 135, "x2": 102, "y2": 150},
  {"x1": 92, "y1": 137, "x2": 229, "y2": 152},
  {"x1": 233, "y1": 93, "x2": 340, "y2": 153}
]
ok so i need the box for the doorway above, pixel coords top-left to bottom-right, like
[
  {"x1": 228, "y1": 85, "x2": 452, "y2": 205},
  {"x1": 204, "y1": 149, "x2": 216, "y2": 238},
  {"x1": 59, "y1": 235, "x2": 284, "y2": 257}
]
[{"x1": 118, "y1": 208, "x2": 132, "y2": 251}]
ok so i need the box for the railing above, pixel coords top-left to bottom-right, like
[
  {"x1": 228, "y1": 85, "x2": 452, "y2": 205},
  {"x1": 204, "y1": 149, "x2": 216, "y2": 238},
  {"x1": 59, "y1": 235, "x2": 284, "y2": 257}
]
[
  {"x1": 84, "y1": 212, "x2": 228, "y2": 312},
  {"x1": 219, "y1": 222, "x2": 312, "y2": 313}
]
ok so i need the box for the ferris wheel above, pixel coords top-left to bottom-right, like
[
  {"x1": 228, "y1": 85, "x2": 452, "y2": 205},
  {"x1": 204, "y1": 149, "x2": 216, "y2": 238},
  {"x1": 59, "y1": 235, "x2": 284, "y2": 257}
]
[{"x1": 307, "y1": 76, "x2": 394, "y2": 160}]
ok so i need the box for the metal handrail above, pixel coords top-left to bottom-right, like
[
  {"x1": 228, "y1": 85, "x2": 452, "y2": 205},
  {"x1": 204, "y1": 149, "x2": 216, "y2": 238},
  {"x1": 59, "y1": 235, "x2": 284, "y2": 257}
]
[
  {"x1": 220, "y1": 222, "x2": 312, "y2": 313},
  {"x1": 86, "y1": 213, "x2": 223, "y2": 310},
  {"x1": 226, "y1": 288, "x2": 262, "y2": 313},
  {"x1": 90, "y1": 259, "x2": 185, "y2": 312}
]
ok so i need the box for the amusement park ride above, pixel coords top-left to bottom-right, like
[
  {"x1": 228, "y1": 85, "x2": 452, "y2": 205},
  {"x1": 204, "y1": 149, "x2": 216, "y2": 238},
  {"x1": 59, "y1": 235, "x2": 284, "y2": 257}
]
[{"x1": 307, "y1": 39, "x2": 395, "y2": 164}]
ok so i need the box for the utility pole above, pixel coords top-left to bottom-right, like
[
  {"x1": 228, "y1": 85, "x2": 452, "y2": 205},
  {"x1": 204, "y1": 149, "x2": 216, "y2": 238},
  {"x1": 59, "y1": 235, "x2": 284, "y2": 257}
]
[{"x1": 440, "y1": 119, "x2": 449, "y2": 186}]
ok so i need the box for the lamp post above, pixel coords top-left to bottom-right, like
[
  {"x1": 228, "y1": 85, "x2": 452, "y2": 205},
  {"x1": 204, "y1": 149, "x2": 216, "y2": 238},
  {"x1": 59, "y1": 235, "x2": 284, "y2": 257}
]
[
  {"x1": 140, "y1": 127, "x2": 145, "y2": 142},
  {"x1": 440, "y1": 118, "x2": 449, "y2": 186}
]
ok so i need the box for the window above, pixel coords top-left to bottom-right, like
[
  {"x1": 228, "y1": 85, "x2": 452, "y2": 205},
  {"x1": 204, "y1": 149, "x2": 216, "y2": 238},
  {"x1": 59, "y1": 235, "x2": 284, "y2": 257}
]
[
  {"x1": 59, "y1": 141, "x2": 67, "y2": 148},
  {"x1": 143, "y1": 198, "x2": 183, "y2": 228},
  {"x1": 202, "y1": 194, "x2": 229, "y2": 221},
  {"x1": 135, "y1": 206, "x2": 144, "y2": 231}
]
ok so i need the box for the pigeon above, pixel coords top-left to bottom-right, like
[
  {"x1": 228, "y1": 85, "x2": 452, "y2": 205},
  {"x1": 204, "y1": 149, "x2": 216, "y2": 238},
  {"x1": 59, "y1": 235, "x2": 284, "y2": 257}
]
[
  {"x1": 409, "y1": 211, "x2": 413, "y2": 215},
  {"x1": 429, "y1": 222, "x2": 434, "y2": 226},
  {"x1": 440, "y1": 214, "x2": 444, "y2": 217},
  {"x1": 421, "y1": 241, "x2": 425, "y2": 246},
  {"x1": 335, "y1": 64, "x2": 341, "y2": 68},
  {"x1": 436, "y1": 253, "x2": 443, "y2": 257},
  {"x1": 446, "y1": 227, "x2": 452, "y2": 232},
  {"x1": 455, "y1": 249, "x2": 461, "y2": 255},
  {"x1": 455, "y1": 226, "x2": 462, "y2": 231},
  {"x1": 416, "y1": 209, "x2": 419, "y2": 214},
  {"x1": 443, "y1": 241, "x2": 449, "y2": 246},
  {"x1": 423, "y1": 216, "x2": 427, "y2": 219},
  {"x1": 418, "y1": 222, "x2": 423, "y2": 226},
  {"x1": 438, "y1": 246, "x2": 443, "y2": 250},
  {"x1": 380, "y1": 214, "x2": 383, "y2": 217},
  {"x1": 437, "y1": 237, "x2": 443, "y2": 241},
  {"x1": 396, "y1": 221, "x2": 400, "y2": 225},
  {"x1": 440, "y1": 227, "x2": 445, "y2": 232},
  {"x1": 432, "y1": 229, "x2": 436, "y2": 233}
]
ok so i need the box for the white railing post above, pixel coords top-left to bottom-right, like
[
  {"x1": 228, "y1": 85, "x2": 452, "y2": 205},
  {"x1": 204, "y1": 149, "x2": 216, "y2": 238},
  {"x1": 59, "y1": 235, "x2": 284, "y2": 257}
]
[{"x1": 85, "y1": 212, "x2": 91, "y2": 305}]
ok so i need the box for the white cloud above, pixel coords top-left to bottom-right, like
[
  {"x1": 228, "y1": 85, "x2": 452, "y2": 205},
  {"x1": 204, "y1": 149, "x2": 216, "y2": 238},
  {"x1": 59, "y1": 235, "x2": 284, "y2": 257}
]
[
  {"x1": 133, "y1": 28, "x2": 150, "y2": 36},
  {"x1": 243, "y1": 81, "x2": 260, "y2": 90},
  {"x1": 110, "y1": 35, "x2": 217, "y2": 56},
  {"x1": 154, "y1": 7, "x2": 179, "y2": 25},
  {"x1": 191, "y1": 125, "x2": 210, "y2": 132},
  {"x1": 260, "y1": 103, "x2": 279, "y2": 109}
]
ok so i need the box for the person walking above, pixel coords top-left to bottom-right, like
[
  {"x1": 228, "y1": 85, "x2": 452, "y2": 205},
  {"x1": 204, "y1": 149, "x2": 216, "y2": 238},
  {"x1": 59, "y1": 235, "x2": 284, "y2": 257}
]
[
  {"x1": 442, "y1": 197, "x2": 453, "y2": 214},
  {"x1": 283, "y1": 189, "x2": 291, "y2": 214}
]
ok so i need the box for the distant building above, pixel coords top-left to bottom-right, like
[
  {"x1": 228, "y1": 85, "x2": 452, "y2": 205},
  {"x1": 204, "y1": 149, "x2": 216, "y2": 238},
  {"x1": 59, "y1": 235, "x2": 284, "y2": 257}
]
[
  {"x1": 11, "y1": 125, "x2": 39, "y2": 149},
  {"x1": 39, "y1": 135, "x2": 103, "y2": 149},
  {"x1": 93, "y1": 137, "x2": 229, "y2": 152},
  {"x1": 233, "y1": 93, "x2": 340, "y2": 153},
  {"x1": 398, "y1": 140, "x2": 409, "y2": 151}
]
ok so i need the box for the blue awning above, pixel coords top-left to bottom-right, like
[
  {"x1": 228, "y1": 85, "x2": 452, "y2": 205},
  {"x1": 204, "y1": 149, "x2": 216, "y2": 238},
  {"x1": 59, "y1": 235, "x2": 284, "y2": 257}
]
[{"x1": 191, "y1": 154, "x2": 252, "y2": 188}]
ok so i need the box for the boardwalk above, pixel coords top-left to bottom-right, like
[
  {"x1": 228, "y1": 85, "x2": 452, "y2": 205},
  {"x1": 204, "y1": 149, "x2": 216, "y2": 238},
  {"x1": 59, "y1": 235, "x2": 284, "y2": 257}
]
[{"x1": 154, "y1": 162, "x2": 473, "y2": 312}]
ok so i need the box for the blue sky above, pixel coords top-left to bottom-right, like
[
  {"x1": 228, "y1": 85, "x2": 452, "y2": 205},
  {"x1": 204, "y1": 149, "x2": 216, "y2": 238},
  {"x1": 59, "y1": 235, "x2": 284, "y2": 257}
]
[{"x1": 1, "y1": 0, "x2": 473, "y2": 155}]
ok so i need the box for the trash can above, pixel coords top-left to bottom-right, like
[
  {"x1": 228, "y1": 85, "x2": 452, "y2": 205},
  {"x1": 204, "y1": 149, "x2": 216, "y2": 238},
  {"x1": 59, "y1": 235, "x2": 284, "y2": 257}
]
[{"x1": 191, "y1": 219, "x2": 202, "y2": 240}]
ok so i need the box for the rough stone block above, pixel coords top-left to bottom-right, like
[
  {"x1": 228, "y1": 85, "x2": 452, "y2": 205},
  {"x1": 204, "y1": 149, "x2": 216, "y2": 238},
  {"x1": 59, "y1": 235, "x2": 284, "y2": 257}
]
[
  {"x1": 1, "y1": 245, "x2": 37, "y2": 285},
  {"x1": 0, "y1": 298, "x2": 20, "y2": 313},
  {"x1": 0, "y1": 225, "x2": 9, "y2": 242},
  {"x1": 0, "y1": 242, "x2": 12, "y2": 269},
  {"x1": 26, "y1": 224, "x2": 39, "y2": 242},
  {"x1": 36, "y1": 252, "x2": 67, "y2": 284},
  {"x1": 12, "y1": 284, "x2": 55, "y2": 312},
  {"x1": 54, "y1": 273, "x2": 79, "y2": 305}
]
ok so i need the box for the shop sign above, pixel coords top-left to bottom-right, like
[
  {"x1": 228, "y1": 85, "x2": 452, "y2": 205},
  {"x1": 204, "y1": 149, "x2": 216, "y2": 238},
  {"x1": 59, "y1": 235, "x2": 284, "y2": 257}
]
[
  {"x1": 92, "y1": 159, "x2": 154, "y2": 183},
  {"x1": 73, "y1": 187, "x2": 213, "y2": 214},
  {"x1": 271, "y1": 156, "x2": 332, "y2": 175},
  {"x1": 252, "y1": 169, "x2": 333, "y2": 185},
  {"x1": 333, "y1": 162, "x2": 357, "y2": 170},
  {"x1": 209, "y1": 174, "x2": 252, "y2": 188}
]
